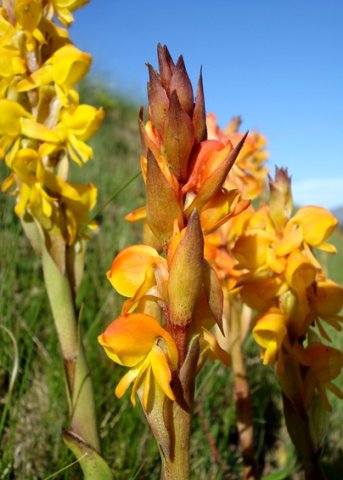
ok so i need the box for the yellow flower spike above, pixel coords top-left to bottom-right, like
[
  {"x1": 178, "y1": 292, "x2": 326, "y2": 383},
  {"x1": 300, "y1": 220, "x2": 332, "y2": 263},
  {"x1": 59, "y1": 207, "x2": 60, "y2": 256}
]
[
  {"x1": 98, "y1": 313, "x2": 178, "y2": 407},
  {"x1": 289, "y1": 206, "x2": 338, "y2": 249},
  {"x1": 253, "y1": 310, "x2": 288, "y2": 366},
  {"x1": 107, "y1": 244, "x2": 163, "y2": 297}
]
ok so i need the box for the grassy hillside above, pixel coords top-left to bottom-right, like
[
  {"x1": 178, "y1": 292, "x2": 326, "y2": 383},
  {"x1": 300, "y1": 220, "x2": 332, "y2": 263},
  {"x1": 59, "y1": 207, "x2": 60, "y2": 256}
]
[{"x1": 1, "y1": 81, "x2": 343, "y2": 479}]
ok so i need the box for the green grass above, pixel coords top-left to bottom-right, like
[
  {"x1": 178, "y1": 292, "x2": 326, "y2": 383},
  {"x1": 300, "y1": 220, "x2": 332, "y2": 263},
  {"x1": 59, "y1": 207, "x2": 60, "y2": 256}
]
[{"x1": 1, "y1": 81, "x2": 343, "y2": 479}]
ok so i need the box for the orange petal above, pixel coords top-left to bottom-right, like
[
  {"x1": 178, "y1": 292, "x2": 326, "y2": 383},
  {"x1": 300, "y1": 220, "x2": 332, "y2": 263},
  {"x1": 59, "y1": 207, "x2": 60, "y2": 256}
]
[
  {"x1": 107, "y1": 244, "x2": 160, "y2": 297},
  {"x1": 98, "y1": 313, "x2": 178, "y2": 368}
]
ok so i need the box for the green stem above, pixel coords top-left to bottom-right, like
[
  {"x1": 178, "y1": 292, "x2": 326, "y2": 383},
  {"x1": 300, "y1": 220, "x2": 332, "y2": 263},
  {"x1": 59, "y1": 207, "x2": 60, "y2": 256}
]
[
  {"x1": 160, "y1": 337, "x2": 199, "y2": 480},
  {"x1": 41, "y1": 247, "x2": 100, "y2": 451},
  {"x1": 161, "y1": 402, "x2": 191, "y2": 480}
]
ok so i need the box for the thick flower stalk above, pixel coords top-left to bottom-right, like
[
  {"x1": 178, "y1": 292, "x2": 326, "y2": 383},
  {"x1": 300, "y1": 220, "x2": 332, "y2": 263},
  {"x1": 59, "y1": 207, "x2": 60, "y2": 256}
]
[
  {"x1": 0, "y1": 1, "x2": 111, "y2": 478},
  {"x1": 231, "y1": 168, "x2": 343, "y2": 479},
  {"x1": 98, "y1": 44, "x2": 250, "y2": 479}
]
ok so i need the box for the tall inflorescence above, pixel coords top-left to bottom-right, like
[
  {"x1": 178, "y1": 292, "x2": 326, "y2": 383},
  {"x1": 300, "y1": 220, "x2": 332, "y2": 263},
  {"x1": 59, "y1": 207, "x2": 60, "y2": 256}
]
[
  {"x1": 98, "y1": 44, "x2": 250, "y2": 478},
  {"x1": 0, "y1": 2, "x2": 112, "y2": 477},
  {"x1": 0, "y1": 0, "x2": 104, "y2": 268}
]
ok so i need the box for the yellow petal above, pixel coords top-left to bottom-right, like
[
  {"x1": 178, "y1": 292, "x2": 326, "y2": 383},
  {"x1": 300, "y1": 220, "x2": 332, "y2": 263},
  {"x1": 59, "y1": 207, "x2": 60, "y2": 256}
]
[
  {"x1": 290, "y1": 206, "x2": 338, "y2": 247},
  {"x1": 201, "y1": 327, "x2": 229, "y2": 365},
  {"x1": 315, "y1": 279, "x2": 343, "y2": 316},
  {"x1": 285, "y1": 250, "x2": 316, "y2": 292},
  {"x1": 150, "y1": 344, "x2": 175, "y2": 401},
  {"x1": 0, "y1": 99, "x2": 31, "y2": 136},
  {"x1": 20, "y1": 118, "x2": 60, "y2": 142},
  {"x1": 15, "y1": 0, "x2": 42, "y2": 32},
  {"x1": 275, "y1": 226, "x2": 302, "y2": 256},
  {"x1": 253, "y1": 310, "x2": 288, "y2": 365},
  {"x1": 115, "y1": 368, "x2": 139, "y2": 402},
  {"x1": 125, "y1": 206, "x2": 147, "y2": 222}
]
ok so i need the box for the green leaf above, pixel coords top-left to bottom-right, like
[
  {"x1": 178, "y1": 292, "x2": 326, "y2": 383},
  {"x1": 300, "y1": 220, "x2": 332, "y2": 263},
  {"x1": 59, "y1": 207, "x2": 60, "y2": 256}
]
[
  {"x1": 63, "y1": 430, "x2": 113, "y2": 480},
  {"x1": 262, "y1": 469, "x2": 290, "y2": 480}
]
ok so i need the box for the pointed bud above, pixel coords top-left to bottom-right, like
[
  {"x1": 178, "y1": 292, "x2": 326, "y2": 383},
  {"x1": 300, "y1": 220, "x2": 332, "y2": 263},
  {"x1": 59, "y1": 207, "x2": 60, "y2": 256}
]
[
  {"x1": 157, "y1": 44, "x2": 175, "y2": 91},
  {"x1": 269, "y1": 167, "x2": 293, "y2": 229},
  {"x1": 193, "y1": 69, "x2": 207, "y2": 142},
  {"x1": 202, "y1": 261, "x2": 224, "y2": 333},
  {"x1": 168, "y1": 210, "x2": 204, "y2": 327},
  {"x1": 169, "y1": 55, "x2": 194, "y2": 116},
  {"x1": 147, "y1": 64, "x2": 169, "y2": 136},
  {"x1": 164, "y1": 91, "x2": 195, "y2": 182},
  {"x1": 186, "y1": 132, "x2": 248, "y2": 215},
  {"x1": 146, "y1": 150, "x2": 184, "y2": 247}
]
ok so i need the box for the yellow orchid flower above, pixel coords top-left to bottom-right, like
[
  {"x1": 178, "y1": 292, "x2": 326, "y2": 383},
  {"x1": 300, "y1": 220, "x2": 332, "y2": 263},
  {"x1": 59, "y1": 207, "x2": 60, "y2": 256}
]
[
  {"x1": 253, "y1": 309, "x2": 288, "y2": 369},
  {"x1": 98, "y1": 313, "x2": 178, "y2": 410},
  {"x1": 285, "y1": 250, "x2": 317, "y2": 292},
  {"x1": 284, "y1": 206, "x2": 338, "y2": 253},
  {"x1": 0, "y1": 99, "x2": 59, "y2": 161},
  {"x1": 14, "y1": 0, "x2": 45, "y2": 50},
  {"x1": 2, "y1": 148, "x2": 97, "y2": 243},
  {"x1": 17, "y1": 44, "x2": 91, "y2": 104},
  {"x1": 310, "y1": 277, "x2": 343, "y2": 340},
  {"x1": 37, "y1": 104, "x2": 104, "y2": 165},
  {"x1": 0, "y1": 45, "x2": 26, "y2": 96},
  {"x1": 107, "y1": 244, "x2": 168, "y2": 314}
]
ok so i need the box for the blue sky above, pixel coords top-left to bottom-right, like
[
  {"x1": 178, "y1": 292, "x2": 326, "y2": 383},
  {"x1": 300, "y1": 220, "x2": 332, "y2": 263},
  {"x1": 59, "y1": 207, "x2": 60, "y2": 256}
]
[{"x1": 71, "y1": 0, "x2": 343, "y2": 209}]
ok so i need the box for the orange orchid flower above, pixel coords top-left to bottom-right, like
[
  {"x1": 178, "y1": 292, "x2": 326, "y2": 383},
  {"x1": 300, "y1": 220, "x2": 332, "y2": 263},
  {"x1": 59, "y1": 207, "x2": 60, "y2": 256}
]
[{"x1": 98, "y1": 313, "x2": 178, "y2": 410}]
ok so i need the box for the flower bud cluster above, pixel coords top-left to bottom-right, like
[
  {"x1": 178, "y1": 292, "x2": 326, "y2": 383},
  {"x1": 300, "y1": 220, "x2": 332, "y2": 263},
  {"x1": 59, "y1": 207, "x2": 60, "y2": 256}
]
[{"x1": 98, "y1": 45, "x2": 252, "y2": 411}]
